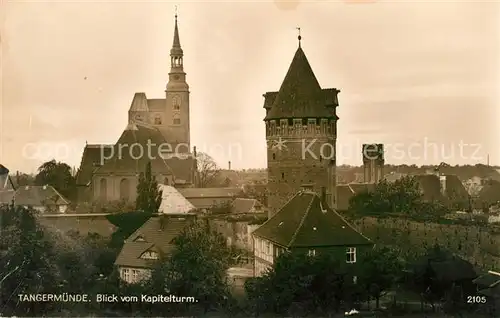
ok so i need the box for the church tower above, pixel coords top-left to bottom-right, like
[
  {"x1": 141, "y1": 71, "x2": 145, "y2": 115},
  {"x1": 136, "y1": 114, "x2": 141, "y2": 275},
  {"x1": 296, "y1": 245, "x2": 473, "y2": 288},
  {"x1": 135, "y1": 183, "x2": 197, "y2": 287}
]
[
  {"x1": 164, "y1": 13, "x2": 190, "y2": 153},
  {"x1": 264, "y1": 33, "x2": 340, "y2": 218}
]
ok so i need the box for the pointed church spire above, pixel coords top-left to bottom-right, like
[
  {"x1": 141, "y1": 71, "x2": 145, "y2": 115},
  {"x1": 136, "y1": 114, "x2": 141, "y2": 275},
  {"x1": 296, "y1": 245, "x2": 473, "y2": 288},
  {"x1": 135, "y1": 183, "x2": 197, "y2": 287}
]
[
  {"x1": 170, "y1": 7, "x2": 183, "y2": 70},
  {"x1": 296, "y1": 27, "x2": 301, "y2": 48},
  {"x1": 172, "y1": 6, "x2": 181, "y2": 49}
]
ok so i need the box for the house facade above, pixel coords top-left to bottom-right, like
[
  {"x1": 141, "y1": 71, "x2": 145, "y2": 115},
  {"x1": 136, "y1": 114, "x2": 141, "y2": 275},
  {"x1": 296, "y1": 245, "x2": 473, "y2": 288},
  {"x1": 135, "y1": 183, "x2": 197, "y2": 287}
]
[
  {"x1": 252, "y1": 188, "x2": 373, "y2": 277},
  {"x1": 114, "y1": 214, "x2": 195, "y2": 284}
]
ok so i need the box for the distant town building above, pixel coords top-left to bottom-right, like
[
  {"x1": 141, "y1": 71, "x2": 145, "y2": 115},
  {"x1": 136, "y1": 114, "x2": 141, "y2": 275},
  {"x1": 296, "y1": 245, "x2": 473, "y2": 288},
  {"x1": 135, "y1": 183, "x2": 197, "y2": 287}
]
[
  {"x1": 362, "y1": 144, "x2": 384, "y2": 184},
  {"x1": 0, "y1": 185, "x2": 70, "y2": 213},
  {"x1": 177, "y1": 187, "x2": 244, "y2": 211}
]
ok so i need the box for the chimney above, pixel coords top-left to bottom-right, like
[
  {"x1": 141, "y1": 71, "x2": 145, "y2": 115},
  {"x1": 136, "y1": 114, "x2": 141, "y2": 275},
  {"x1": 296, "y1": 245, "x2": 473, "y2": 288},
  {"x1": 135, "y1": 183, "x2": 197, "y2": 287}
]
[
  {"x1": 439, "y1": 175, "x2": 447, "y2": 196},
  {"x1": 193, "y1": 146, "x2": 197, "y2": 158},
  {"x1": 228, "y1": 161, "x2": 231, "y2": 170}
]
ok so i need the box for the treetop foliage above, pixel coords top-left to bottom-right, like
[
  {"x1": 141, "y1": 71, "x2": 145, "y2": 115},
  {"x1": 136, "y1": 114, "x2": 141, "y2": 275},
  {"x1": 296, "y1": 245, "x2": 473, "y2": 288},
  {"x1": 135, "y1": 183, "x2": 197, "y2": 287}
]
[
  {"x1": 135, "y1": 161, "x2": 162, "y2": 214},
  {"x1": 349, "y1": 176, "x2": 450, "y2": 219}
]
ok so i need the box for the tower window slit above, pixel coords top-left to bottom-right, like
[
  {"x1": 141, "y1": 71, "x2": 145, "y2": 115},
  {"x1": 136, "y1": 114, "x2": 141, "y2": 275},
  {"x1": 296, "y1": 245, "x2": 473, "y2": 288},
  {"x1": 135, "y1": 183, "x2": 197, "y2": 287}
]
[{"x1": 281, "y1": 173, "x2": 285, "y2": 179}]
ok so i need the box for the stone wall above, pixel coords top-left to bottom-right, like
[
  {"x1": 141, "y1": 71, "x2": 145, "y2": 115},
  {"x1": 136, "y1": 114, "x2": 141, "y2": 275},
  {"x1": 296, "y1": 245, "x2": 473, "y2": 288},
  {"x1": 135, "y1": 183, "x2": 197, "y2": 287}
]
[
  {"x1": 352, "y1": 217, "x2": 500, "y2": 270},
  {"x1": 38, "y1": 214, "x2": 116, "y2": 237}
]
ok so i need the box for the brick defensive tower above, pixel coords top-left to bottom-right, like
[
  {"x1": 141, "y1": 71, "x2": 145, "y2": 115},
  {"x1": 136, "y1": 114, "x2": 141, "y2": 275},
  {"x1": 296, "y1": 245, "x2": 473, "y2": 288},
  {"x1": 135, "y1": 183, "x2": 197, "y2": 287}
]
[
  {"x1": 263, "y1": 35, "x2": 340, "y2": 218},
  {"x1": 362, "y1": 144, "x2": 384, "y2": 184}
]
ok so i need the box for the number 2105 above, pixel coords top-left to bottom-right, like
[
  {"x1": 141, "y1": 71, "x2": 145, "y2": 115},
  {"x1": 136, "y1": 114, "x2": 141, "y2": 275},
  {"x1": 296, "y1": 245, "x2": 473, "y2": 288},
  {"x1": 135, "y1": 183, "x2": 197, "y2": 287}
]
[{"x1": 467, "y1": 295, "x2": 486, "y2": 303}]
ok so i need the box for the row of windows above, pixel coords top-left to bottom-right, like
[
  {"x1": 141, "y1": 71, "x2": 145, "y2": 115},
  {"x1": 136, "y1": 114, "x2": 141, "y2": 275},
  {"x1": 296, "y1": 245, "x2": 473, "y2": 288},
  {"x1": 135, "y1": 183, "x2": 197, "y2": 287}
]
[
  {"x1": 99, "y1": 176, "x2": 172, "y2": 200},
  {"x1": 153, "y1": 116, "x2": 181, "y2": 125},
  {"x1": 121, "y1": 268, "x2": 139, "y2": 282},
  {"x1": 307, "y1": 247, "x2": 357, "y2": 263}
]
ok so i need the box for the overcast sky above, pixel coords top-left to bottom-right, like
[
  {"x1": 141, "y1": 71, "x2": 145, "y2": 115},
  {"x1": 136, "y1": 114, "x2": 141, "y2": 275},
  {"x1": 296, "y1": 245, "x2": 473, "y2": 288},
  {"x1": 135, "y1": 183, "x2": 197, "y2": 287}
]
[{"x1": 1, "y1": 0, "x2": 499, "y2": 173}]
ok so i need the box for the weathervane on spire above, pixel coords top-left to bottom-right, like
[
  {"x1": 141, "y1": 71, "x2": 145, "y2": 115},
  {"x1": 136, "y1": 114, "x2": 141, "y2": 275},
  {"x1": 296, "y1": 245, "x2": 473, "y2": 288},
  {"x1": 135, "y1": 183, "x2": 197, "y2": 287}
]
[
  {"x1": 175, "y1": 5, "x2": 178, "y2": 19},
  {"x1": 296, "y1": 27, "x2": 301, "y2": 47}
]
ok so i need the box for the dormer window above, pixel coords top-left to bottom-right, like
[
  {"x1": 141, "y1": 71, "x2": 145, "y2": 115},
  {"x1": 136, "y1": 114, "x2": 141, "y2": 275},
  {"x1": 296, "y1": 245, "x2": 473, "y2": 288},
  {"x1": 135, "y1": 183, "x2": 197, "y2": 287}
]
[
  {"x1": 141, "y1": 251, "x2": 159, "y2": 260},
  {"x1": 134, "y1": 236, "x2": 145, "y2": 242}
]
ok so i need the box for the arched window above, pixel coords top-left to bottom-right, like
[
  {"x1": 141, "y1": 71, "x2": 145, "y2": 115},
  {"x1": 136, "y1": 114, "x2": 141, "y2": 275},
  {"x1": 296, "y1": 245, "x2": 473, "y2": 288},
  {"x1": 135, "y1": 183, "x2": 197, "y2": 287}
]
[
  {"x1": 154, "y1": 115, "x2": 162, "y2": 125},
  {"x1": 99, "y1": 178, "x2": 107, "y2": 201},
  {"x1": 120, "y1": 178, "x2": 130, "y2": 200},
  {"x1": 172, "y1": 96, "x2": 180, "y2": 110}
]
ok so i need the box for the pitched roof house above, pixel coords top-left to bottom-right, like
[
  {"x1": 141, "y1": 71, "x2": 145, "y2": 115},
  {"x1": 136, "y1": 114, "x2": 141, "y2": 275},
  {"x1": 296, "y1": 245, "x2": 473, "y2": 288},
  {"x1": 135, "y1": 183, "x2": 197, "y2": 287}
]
[
  {"x1": 252, "y1": 189, "x2": 373, "y2": 277},
  {"x1": 158, "y1": 185, "x2": 196, "y2": 214},
  {"x1": 477, "y1": 180, "x2": 500, "y2": 207},
  {"x1": 178, "y1": 187, "x2": 244, "y2": 210},
  {"x1": 230, "y1": 198, "x2": 265, "y2": 214},
  {"x1": 0, "y1": 185, "x2": 70, "y2": 213},
  {"x1": 115, "y1": 214, "x2": 195, "y2": 284}
]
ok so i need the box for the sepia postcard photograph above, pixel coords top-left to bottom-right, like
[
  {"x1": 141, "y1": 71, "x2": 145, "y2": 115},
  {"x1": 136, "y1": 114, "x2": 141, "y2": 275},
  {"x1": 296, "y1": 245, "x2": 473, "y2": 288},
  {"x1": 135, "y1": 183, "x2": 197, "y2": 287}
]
[{"x1": 0, "y1": 0, "x2": 499, "y2": 316}]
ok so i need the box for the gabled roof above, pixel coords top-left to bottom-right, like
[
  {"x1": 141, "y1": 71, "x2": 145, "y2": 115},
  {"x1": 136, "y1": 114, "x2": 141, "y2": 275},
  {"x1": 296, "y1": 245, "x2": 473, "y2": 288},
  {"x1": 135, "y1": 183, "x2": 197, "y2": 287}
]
[
  {"x1": 129, "y1": 92, "x2": 149, "y2": 112},
  {"x1": 478, "y1": 179, "x2": 500, "y2": 205},
  {"x1": 8, "y1": 185, "x2": 70, "y2": 206},
  {"x1": 75, "y1": 144, "x2": 113, "y2": 185},
  {"x1": 94, "y1": 122, "x2": 173, "y2": 175},
  {"x1": 412, "y1": 247, "x2": 477, "y2": 282},
  {"x1": 264, "y1": 46, "x2": 338, "y2": 120},
  {"x1": 443, "y1": 174, "x2": 469, "y2": 202},
  {"x1": 252, "y1": 191, "x2": 372, "y2": 248},
  {"x1": 414, "y1": 174, "x2": 444, "y2": 202},
  {"x1": 348, "y1": 183, "x2": 376, "y2": 194},
  {"x1": 158, "y1": 185, "x2": 196, "y2": 214},
  {"x1": 231, "y1": 198, "x2": 263, "y2": 214},
  {"x1": 162, "y1": 155, "x2": 196, "y2": 185},
  {"x1": 115, "y1": 215, "x2": 194, "y2": 268},
  {"x1": 178, "y1": 187, "x2": 243, "y2": 199}
]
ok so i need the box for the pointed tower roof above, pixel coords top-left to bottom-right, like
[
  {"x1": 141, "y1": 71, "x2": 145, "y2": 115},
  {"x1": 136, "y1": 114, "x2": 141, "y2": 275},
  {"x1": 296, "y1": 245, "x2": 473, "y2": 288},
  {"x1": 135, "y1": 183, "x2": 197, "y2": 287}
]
[
  {"x1": 170, "y1": 13, "x2": 183, "y2": 56},
  {"x1": 265, "y1": 43, "x2": 338, "y2": 120}
]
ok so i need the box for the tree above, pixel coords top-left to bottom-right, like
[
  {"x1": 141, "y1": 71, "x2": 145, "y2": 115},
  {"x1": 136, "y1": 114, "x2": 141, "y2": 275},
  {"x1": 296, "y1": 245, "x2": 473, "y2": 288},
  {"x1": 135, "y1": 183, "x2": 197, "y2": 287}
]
[
  {"x1": 12, "y1": 172, "x2": 35, "y2": 188},
  {"x1": 349, "y1": 176, "x2": 449, "y2": 219},
  {"x1": 246, "y1": 252, "x2": 356, "y2": 315},
  {"x1": 0, "y1": 205, "x2": 61, "y2": 316},
  {"x1": 35, "y1": 160, "x2": 76, "y2": 200},
  {"x1": 357, "y1": 246, "x2": 405, "y2": 308},
  {"x1": 135, "y1": 162, "x2": 162, "y2": 214},
  {"x1": 161, "y1": 220, "x2": 232, "y2": 313},
  {"x1": 196, "y1": 152, "x2": 220, "y2": 188}
]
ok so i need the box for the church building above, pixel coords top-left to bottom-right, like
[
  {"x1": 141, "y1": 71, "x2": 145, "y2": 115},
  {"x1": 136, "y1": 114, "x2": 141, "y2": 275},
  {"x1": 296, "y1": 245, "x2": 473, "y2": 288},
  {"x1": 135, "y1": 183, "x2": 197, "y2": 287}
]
[
  {"x1": 263, "y1": 33, "x2": 340, "y2": 218},
  {"x1": 76, "y1": 14, "x2": 197, "y2": 203}
]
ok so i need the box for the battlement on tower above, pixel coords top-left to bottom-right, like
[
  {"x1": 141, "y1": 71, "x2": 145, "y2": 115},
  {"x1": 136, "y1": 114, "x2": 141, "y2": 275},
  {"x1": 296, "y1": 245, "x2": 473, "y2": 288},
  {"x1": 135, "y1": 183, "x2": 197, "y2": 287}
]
[{"x1": 265, "y1": 118, "x2": 336, "y2": 138}]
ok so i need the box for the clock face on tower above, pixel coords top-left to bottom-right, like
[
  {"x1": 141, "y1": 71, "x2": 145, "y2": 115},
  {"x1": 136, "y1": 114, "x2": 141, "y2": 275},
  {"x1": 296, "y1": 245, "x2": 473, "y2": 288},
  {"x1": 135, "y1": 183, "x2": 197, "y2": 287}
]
[
  {"x1": 174, "y1": 75, "x2": 180, "y2": 80},
  {"x1": 134, "y1": 114, "x2": 143, "y2": 122}
]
